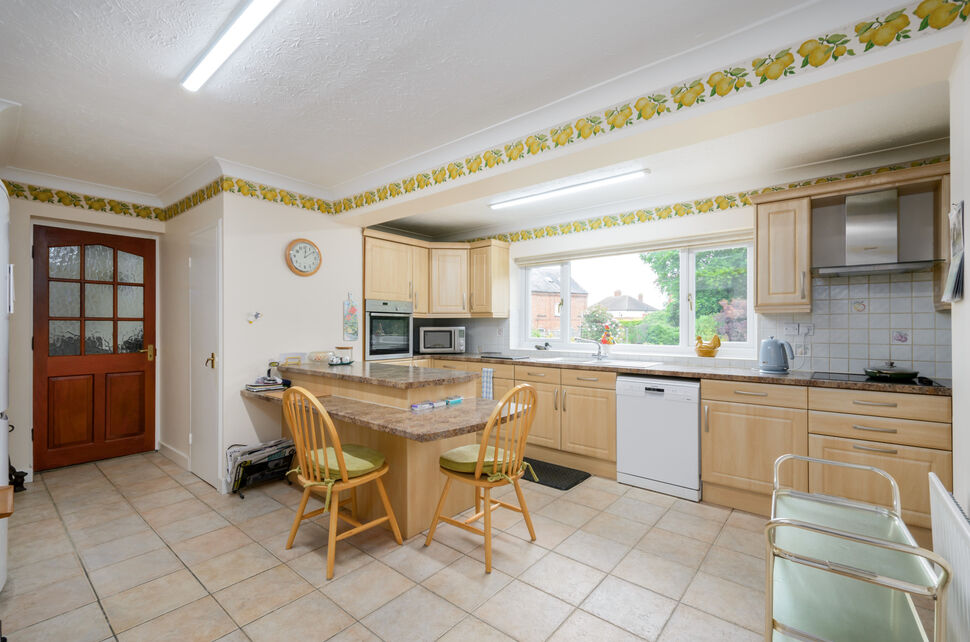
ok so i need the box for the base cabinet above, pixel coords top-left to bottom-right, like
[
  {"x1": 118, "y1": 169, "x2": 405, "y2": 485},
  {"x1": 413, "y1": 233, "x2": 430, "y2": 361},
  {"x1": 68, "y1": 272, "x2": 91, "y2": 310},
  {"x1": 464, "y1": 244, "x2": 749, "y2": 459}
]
[
  {"x1": 560, "y1": 385, "x2": 615, "y2": 461},
  {"x1": 527, "y1": 381, "x2": 561, "y2": 450}
]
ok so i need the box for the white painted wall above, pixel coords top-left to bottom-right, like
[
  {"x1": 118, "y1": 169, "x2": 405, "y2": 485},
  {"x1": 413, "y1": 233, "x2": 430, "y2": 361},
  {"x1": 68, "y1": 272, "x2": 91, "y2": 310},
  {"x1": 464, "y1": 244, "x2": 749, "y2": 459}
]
[
  {"x1": 221, "y1": 195, "x2": 363, "y2": 483},
  {"x1": 949, "y1": 30, "x2": 969, "y2": 509}
]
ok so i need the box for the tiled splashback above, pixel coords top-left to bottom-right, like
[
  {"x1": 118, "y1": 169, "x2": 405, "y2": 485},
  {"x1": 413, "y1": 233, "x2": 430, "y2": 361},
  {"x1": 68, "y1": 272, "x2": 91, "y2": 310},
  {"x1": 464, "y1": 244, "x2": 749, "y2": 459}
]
[{"x1": 759, "y1": 270, "x2": 952, "y2": 379}]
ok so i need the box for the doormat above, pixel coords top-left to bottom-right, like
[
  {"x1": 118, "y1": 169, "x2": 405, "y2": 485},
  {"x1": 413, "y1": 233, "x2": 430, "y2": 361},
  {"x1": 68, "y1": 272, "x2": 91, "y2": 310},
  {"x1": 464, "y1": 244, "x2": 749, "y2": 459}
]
[{"x1": 523, "y1": 458, "x2": 591, "y2": 491}]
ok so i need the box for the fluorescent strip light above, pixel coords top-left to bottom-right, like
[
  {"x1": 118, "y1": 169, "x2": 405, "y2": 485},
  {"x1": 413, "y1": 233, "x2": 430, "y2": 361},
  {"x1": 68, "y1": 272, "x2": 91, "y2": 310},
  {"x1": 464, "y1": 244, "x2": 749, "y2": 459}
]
[
  {"x1": 489, "y1": 170, "x2": 648, "y2": 210},
  {"x1": 181, "y1": 0, "x2": 282, "y2": 92}
]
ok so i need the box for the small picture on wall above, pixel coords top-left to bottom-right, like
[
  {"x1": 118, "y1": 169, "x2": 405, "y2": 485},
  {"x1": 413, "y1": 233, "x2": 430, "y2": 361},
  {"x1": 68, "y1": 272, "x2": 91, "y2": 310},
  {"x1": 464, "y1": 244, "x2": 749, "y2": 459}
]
[
  {"x1": 942, "y1": 201, "x2": 964, "y2": 303},
  {"x1": 343, "y1": 295, "x2": 359, "y2": 341}
]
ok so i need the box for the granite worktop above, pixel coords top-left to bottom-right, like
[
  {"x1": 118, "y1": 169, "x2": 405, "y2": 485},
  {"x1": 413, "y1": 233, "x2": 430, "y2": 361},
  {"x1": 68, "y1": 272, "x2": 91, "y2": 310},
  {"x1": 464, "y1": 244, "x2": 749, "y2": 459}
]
[
  {"x1": 241, "y1": 389, "x2": 504, "y2": 441},
  {"x1": 277, "y1": 361, "x2": 478, "y2": 390},
  {"x1": 429, "y1": 354, "x2": 952, "y2": 396}
]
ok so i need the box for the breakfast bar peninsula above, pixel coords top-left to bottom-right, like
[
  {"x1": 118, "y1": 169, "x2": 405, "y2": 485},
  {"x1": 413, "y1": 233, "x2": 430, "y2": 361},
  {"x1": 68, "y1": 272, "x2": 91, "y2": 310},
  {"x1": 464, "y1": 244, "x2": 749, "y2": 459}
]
[{"x1": 242, "y1": 362, "x2": 489, "y2": 538}]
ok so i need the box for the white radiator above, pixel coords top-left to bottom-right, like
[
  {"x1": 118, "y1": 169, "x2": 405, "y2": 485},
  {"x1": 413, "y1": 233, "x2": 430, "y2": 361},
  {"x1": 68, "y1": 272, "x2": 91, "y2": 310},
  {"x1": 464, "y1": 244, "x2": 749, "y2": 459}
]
[{"x1": 930, "y1": 473, "x2": 970, "y2": 641}]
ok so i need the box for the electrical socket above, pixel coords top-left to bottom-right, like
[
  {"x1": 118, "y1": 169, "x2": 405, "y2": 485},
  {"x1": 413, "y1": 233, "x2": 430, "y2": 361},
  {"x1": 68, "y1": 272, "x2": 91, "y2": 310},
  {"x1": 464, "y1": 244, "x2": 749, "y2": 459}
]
[
  {"x1": 497, "y1": 327, "x2": 503, "y2": 336},
  {"x1": 801, "y1": 324, "x2": 814, "y2": 336},
  {"x1": 795, "y1": 343, "x2": 811, "y2": 357},
  {"x1": 783, "y1": 323, "x2": 800, "y2": 335}
]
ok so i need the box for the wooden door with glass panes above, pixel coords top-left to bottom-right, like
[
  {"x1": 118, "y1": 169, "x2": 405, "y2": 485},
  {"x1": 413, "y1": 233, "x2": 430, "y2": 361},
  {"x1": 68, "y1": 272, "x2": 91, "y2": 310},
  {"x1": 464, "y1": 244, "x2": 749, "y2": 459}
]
[{"x1": 33, "y1": 226, "x2": 156, "y2": 470}]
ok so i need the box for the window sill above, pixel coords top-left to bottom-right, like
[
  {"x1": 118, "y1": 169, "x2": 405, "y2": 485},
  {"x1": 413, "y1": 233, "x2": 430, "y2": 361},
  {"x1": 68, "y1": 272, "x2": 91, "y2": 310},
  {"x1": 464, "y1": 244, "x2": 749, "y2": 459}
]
[{"x1": 512, "y1": 345, "x2": 757, "y2": 368}]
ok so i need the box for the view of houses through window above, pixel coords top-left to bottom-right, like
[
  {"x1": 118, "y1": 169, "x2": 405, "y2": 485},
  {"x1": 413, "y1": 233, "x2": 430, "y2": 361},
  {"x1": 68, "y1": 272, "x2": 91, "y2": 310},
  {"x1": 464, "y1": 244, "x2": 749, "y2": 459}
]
[{"x1": 526, "y1": 244, "x2": 751, "y2": 351}]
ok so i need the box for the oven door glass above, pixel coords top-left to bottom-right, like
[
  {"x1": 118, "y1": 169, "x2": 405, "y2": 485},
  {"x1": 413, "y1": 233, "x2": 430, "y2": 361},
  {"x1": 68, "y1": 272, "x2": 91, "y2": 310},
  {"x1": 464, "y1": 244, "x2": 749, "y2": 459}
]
[
  {"x1": 368, "y1": 314, "x2": 411, "y2": 356},
  {"x1": 423, "y1": 330, "x2": 454, "y2": 350}
]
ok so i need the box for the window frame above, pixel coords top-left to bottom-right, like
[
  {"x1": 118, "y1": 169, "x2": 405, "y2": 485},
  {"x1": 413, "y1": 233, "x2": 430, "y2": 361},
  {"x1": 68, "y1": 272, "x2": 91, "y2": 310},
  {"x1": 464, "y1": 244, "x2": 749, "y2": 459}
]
[{"x1": 520, "y1": 242, "x2": 756, "y2": 358}]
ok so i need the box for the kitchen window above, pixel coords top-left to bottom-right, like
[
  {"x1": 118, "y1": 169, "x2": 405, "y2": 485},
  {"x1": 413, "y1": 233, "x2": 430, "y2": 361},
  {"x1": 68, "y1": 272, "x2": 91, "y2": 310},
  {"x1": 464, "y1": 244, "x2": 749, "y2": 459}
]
[{"x1": 522, "y1": 243, "x2": 754, "y2": 356}]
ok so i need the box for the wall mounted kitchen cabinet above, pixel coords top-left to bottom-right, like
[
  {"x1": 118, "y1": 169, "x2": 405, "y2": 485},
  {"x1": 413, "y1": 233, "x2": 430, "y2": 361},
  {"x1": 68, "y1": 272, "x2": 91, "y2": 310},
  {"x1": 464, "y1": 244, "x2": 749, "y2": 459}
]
[
  {"x1": 411, "y1": 245, "x2": 429, "y2": 315},
  {"x1": 430, "y1": 248, "x2": 469, "y2": 314},
  {"x1": 469, "y1": 241, "x2": 509, "y2": 317},
  {"x1": 364, "y1": 236, "x2": 412, "y2": 302},
  {"x1": 753, "y1": 197, "x2": 812, "y2": 313}
]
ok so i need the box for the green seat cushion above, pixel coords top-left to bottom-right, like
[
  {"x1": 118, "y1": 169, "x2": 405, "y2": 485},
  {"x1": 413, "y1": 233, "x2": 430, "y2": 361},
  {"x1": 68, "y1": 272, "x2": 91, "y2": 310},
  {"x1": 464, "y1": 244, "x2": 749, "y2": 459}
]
[
  {"x1": 439, "y1": 444, "x2": 506, "y2": 474},
  {"x1": 310, "y1": 444, "x2": 385, "y2": 478}
]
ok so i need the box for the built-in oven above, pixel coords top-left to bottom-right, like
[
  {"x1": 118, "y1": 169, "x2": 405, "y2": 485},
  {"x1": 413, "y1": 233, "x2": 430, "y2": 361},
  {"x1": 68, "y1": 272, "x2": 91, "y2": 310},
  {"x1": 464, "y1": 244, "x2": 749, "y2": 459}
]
[{"x1": 365, "y1": 299, "x2": 413, "y2": 361}]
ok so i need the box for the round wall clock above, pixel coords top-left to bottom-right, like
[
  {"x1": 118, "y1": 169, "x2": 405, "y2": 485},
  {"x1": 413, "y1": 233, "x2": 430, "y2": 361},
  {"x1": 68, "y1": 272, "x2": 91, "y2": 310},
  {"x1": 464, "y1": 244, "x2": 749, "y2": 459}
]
[{"x1": 285, "y1": 238, "x2": 321, "y2": 276}]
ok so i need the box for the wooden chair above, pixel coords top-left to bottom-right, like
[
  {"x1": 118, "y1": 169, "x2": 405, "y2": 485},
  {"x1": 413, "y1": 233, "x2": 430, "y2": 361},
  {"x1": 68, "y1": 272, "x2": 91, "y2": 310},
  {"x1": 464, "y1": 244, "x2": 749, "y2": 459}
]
[
  {"x1": 282, "y1": 386, "x2": 402, "y2": 579},
  {"x1": 424, "y1": 383, "x2": 538, "y2": 572}
]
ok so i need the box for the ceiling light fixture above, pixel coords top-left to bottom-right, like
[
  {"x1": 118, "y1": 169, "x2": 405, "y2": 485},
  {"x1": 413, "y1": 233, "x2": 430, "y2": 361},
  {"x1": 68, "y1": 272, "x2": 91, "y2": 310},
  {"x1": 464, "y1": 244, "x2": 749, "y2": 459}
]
[
  {"x1": 488, "y1": 169, "x2": 649, "y2": 210},
  {"x1": 181, "y1": 0, "x2": 282, "y2": 92}
]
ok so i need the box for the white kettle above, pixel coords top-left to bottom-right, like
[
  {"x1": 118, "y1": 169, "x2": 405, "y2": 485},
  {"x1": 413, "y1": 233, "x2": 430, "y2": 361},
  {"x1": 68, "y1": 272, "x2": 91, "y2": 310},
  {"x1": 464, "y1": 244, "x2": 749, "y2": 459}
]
[{"x1": 759, "y1": 336, "x2": 794, "y2": 373}]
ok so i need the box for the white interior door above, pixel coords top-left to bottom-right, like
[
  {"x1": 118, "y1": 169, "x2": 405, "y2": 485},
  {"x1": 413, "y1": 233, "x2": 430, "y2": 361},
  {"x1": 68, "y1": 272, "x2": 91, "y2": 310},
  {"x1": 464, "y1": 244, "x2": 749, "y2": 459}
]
[{"x1": 189, "y1": 222, "x2": 222, "y2": 488}]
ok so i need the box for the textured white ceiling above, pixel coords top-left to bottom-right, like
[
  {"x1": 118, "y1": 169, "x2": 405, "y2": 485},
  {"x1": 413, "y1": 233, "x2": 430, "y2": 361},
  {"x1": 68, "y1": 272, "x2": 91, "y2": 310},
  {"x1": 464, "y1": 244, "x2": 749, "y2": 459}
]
[{"x1": 0, "y1": 0, "x2": 827, "y2": 194}]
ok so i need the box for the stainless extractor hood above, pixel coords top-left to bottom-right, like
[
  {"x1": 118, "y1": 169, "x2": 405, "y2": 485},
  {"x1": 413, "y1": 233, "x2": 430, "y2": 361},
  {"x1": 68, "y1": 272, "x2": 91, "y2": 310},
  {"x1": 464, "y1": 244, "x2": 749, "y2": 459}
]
[{"x1": 812, "y1": 188, "x2": 939, "y2": 277}]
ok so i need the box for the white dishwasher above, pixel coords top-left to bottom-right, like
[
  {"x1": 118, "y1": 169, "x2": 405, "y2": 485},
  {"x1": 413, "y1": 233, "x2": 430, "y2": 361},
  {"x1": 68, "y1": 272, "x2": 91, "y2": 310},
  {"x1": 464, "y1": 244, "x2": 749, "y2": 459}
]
[{"x1": 616, "y1": 377, "x2": 700, "y2": 501}]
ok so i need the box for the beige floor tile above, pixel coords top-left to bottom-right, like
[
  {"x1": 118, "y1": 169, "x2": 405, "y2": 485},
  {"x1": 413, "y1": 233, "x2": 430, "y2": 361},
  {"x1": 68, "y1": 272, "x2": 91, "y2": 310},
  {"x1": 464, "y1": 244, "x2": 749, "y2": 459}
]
[
  {"x1": 121, "y1": 475, "x2": 182, "y2": 499},
  {"x1": 699, "y1": 546, "x2": 765, "y2": 592},
  {"x1": 580, "y1": 475, "x2": 629, "y2": 496},
  {"x1": 582, "y1": 575, "x2": 677, "y2": 640},
  {"x1": 623, "y1": 485, "x2": 678, "y2": 508},
  {"x1": 659, "y1": 603, "x2": 762, "y2": 642},
  {"x1": 637, "y1": 527, "x2": 711, "y2": 569},
  {"x1": 190, "y1": 542, "x2": 280, "y2": 592},
  {"x1": 139, "y1": 496, "x2": 211, "y2": 528},
  {"x1": 438, "y1": 616, "x2": 514, "y2": 642},
  {"x1": 128, "y1": 486, "x2": 195, "y2": 513},
  {"x1": 243, "y1": 591, "x2": 354, "y2": 641},
  {"x1": 102, "y1": 568, "x2": 207, "y2": 632},
  {"x1": 613, "y1": 548, "x2": 697, "y2": 600},
  {"x1": 3, "y1": 552, "x2": 84, "y2": 596},
  {"x1": 287, "y1": 542, "x2": 373, "y2": 587},
  {"x1": 0, "y1": 573, "x2": 96, "y2": 633},
  {"x1": 185, "y1": 480, "x2": 222, "y2": 501},
  {"x1": 118, "y1": 595, "x2": 236, "y2": 642},
  {"x1": 79, "y1": 530, "x2": 166, "y2": 571},
  {"x1": 515, "y1": 486, "x2": 556, "y2": 511},
  {"x1": 549, "y1": 609, "x2": 641, "y2": 641},
  {"x1": 7, "y1": 602, "x2": 112, "y2": 642},
  {"x1": 236, "y1": 506, "x2": 299, "y2": 541},
  {"x1": 259, "y1": 480, "x2": 306, "y2": 506},
  {"x1": 362, "y1": 586, "x2": 465, "y2": 642},
  {"x1": 582, "y1": 511, "x2": 651, "y2": 546},
  {"x1": 50, "y1": 478, "x2": 117, "y2": 504},
  {"x1": 725, "y1": 510, "x2": 767, "y2": 533},
  {"x1": 483, "y1": 501, "x2": 527, "y2": 530},
  {"x1": 655, "y1": 508, "x2": 724, "y2": 543},
  {"x1": 259, "y1": 519, "x2": 328, "y2": 562},
  {"x1": 566, "y1": 485, "x2": 622, "y2": 510},
  {"x1": 671, "y1": 499, "x2": 731, "y2": 522},
  {"x1": 214, "y1": 493, "x2": 285, "y2": 524},
  {"x1": 467, "y1": 531, "x2": 549, "y2": 576},
  {"x1": 380, "y1": 537, "x2": 462, "y2": 582},
  {"x1": 606, "y1": 496, "x2": 668, "y2": 526},
  {"x1": 214, "y1": 564, "x2": 314, "y2": 625},
  {"x1": 328, "y1": 623, "x2": 382, "y2": 641},
  {"x1": 10, "y1": 516, "x2": 68, "y2": 546},
  {"x1": 89, "y1": 547, "x2": 185, "y2": 598},
  {"x1": 171, "y1": 524, "x2": 253, "y2": 566},
  {"x1": 8, "y1": 531, "x2": 74, "y2": 569},
  {"x1": 505, "y1": 512, "x2": 577, "y2": 549},
  {"x1": 555, "y1": 529, "x2": 630, "y2": 572},
  {"x1": 538, "y1": 497, "x2": 599, "y2": 527},
  {"x1": 715, "y1": 525, "x2": 766, "y2": 559},
  {"x1": 422, "y1": 555, "x2": 513, "y2": 611},
  {"x1": 519, "y1": 551, "x2": 605, "y2": 605},
  {"x1": 61, "y1": 500, "x2": 136, "y2": 531},
  {"x1": 426, "y1": 521, "x2": 485, "y2": 553},
  {"x1": 55, "y1": 489, "x2": 129, "y2": 516},
  {"x1": 8, "y1": 500, "x2": 58, "y2": 527},
  {"x1": 156, "y1": 511, "x2": 230, "y2": 544},
  {"x1": 345, "y1": 524, "x2": 407, "y2": 558},
  {"x1": 474, "y1": 579, "x2": 573, "y2": 641},
  {"x1": 322, "y1": 560, "x2": 415, "y2": 619},
  {"x1": 70, "y1": 513, "x2": 150, "y2": 549},
  {"x1": 215, "y1": 630, "x2": 249, "y2": 642},
  {"x1": 681, "y1": 572, "x2": 764, "y2": 633}
]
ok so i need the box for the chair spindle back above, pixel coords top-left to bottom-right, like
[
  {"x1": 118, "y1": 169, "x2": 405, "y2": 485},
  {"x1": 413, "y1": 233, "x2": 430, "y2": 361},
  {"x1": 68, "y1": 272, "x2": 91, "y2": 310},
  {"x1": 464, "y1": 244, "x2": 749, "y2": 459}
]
[
  {"x1": 475, "y1": 383, "x2": 537, "y2": 480},
  {"x1": 282, "y1": 387, "x2": 348, "y2": 483}
]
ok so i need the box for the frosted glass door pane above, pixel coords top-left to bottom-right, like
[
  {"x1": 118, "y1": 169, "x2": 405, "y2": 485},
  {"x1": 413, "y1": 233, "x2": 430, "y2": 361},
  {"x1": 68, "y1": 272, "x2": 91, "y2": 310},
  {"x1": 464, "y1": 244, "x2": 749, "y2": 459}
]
[
  {"x1": 49, "y1": 282, "x2": 80, "y2": 317},
  {"x1": 49, "y1": 320, "x2": 80, "y2": 356},
  {"x1": 118, "y1": 321, "x2": 143, "y2": 353},
  {"x1": 118, "y1": 285, "x2": 143, "y2": 318},
  {"x1": 85, "y1": 245, "x2": 114, "y2": 281},
  {"x1": 85, "y1": 284, "x2": 114, "y2": 317},
  {"x1": 118, "y1": 251, "x2": 144, "y2": 283},
  {"x1": 85, "y1": 321, "x2": 113, "y2": 354},
  {"x1": 49, "y1": 246, "x2": 80, "y2": 278}
]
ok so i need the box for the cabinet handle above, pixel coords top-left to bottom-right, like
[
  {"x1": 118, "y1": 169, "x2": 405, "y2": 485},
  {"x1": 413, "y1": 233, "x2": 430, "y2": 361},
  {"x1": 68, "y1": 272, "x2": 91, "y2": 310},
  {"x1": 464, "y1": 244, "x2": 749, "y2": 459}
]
[
  {"x1": 704, "y1": 405, "x2": 710, "y2": 432},
  {"x1": 462, "y1": 293, "x2": 466, "y2": 311},
  {"x1": 800, "y1": 271, "x2": 806, "y2": 300},
  {"x1": 562, "y1": 389, "x2": 567, "y2": 412},
  {"x1": 554, "y1": 388, "x2": 558, "y2": 411},
  {"x1": 734, "y1": 390, "x2": 768, "y2": 397},
  {"x1": 852, "y1": 400, "x2": 897, "y2": 408},
  {"x1": 852, "y1": 424, "x2": 898, "y2": 434},
  {"x1": 852, "y1": 444, "x2": 898, "y2": 455},
  {"x1": 577, "y1": 376, "x2": 598, "y2": 381},
  {"x1": 526, "y1": 372, "x2": 546, "y2": 377}
]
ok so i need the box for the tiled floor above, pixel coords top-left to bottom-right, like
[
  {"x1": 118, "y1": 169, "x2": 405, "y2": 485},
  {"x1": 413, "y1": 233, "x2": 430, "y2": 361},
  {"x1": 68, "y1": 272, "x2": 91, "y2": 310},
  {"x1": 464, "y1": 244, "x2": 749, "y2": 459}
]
[{"x1": 0, "y1": 452, "x2": 805, "y2": 640}]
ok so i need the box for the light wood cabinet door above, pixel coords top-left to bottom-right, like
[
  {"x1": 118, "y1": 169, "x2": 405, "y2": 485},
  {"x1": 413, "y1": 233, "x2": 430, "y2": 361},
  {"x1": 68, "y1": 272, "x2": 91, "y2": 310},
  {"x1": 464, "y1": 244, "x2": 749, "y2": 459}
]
[
  {"x1": 468, "y1": 243, "x2": 510, "y2": 317},
  {"x1": 755, "y1": 197, "x2": 811, "y2": 313},
  {"x1": 411, "y1": 246, "x2": 429, "y2": 315},
  {"x1": 808, "y1": 434, "x2": 952, "y2": 528},
  {"x1": 526, "y1": 381, "x2": 561, "y2": 450},
  {"x1": 701, "y1": 400, "x2": 808, "y2": 494},
  {"x1": 364, "y1": 238, "x2": 412, "y2": 302},
  {"x1": 560, "y1": 385, "x2": 616, "y2": 461},
  {"x1": 492, "y1": 378, "x2": 515, "y2": 400},
  {"x1": 430, "y1": 248, "x2": 469, "y2": 314}
]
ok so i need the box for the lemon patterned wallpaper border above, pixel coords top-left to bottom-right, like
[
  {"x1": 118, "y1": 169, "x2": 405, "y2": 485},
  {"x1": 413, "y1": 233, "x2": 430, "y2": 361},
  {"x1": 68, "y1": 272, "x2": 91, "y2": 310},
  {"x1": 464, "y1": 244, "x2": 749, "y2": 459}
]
[{"x1": 467, "y1": 155, "x2": 949, "y2": 243}]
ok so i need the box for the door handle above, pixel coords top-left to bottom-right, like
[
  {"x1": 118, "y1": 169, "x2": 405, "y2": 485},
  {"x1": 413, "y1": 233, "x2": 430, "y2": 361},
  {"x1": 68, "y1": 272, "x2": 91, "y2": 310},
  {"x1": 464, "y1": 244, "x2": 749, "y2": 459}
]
[
  {"x1": 734, "y1": 390, "x2": 768, "y2": 397},
  {"x1": 562, "y1": 389, "x2": 566, "y2": 412},
  {"x1": 704, "y1": 405, "x2": 710, "y2": 432},
  {"x1": 852, "y1": 443, "x2": 897, "y2": 455},
  {"x1": 800, "y1": 271, "x2": 806, "y2": 300},
  {"x1": 554, "y1": 388, "x2": 558, "y2": 411},
  {"x1": 139, "y1": 344, "x2": 155, "y2": 361},
  {"x1": 852, "y1": 400, "x2": 897, "y2": 408},
  {"x1": 204, "y1": 352, "x2": 215, "y2": 369},
  {"x1": 852, "y1": 424, "x2": 898, "y2": 434}
]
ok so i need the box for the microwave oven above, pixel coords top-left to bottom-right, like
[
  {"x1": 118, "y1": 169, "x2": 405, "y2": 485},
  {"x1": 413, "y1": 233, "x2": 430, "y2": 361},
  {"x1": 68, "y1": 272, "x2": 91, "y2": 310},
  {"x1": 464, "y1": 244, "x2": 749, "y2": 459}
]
[{"x1": 419, "y1": 326, "x2": 465, "y2": 354}]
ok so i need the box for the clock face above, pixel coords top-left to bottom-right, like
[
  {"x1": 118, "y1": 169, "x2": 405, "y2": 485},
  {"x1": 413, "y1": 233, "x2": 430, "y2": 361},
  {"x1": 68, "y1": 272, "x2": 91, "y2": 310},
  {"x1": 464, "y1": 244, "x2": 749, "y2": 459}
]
[{"x1": 286, "y1": 239, "x2": 321, "y2": 275}]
